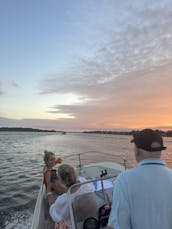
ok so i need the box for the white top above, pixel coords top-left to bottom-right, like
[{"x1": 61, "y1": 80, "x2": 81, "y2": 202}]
[
  {"x1": 108, "y1": 158, "x2": 172, "y2": 229},
  {"x1": 49, "y1": 177, "x2": 93, "y2": 228}
]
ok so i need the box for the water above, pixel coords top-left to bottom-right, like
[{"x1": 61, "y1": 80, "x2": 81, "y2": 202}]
[{"x1": 0, "y1": 131, "x2": 172, "y2": 228}]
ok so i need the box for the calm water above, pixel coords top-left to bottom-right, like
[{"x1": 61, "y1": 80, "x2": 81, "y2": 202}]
[{"x1": 0, "y1": 131, "x2": 172, "y2": 229}]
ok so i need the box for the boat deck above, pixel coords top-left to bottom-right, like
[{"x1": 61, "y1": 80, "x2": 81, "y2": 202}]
[{"x1": 77, "y1": 162, "x2": 124, "y2": 179}]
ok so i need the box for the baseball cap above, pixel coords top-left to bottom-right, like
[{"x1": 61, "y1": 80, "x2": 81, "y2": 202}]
[{"x1": 131, "y1": 129, "x2": 166, "y2": 152}]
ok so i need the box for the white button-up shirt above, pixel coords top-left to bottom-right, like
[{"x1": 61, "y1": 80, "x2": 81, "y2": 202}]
[{"x1": 108, "y1": 158, "x2": 172, "y2": 229}]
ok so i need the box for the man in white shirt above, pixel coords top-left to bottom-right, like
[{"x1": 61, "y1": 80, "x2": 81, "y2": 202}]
[{"x1": 107, "y1": 128, "x2": 172, "y2": 229}]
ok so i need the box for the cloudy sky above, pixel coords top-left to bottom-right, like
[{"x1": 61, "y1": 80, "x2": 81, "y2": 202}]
[{"x1": 0, "y1": 0, "x2": 172, "y2": 131}]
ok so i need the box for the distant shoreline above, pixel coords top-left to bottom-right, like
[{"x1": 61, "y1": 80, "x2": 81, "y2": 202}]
[
  {"x1": 0, "y1": 127, "x2": 171, "y2": 137},
  {"x1": 0, "y1": 127, "x2": 66, "y2": 134},
  {"x1": 83, "y1": 130, "x2": 172, "y2": 137}
]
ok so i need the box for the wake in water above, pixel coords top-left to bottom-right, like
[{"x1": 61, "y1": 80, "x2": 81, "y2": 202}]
[{"x1": 0, "y1": 211, "x2": 32, "y2": 229}]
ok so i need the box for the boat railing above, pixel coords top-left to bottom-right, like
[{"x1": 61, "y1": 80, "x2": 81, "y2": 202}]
[{"x1": 64, "y1": 151, "x2": 128, "y2": 170}]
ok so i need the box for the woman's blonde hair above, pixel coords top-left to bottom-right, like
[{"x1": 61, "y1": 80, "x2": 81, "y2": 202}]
[
  {"x1": 43, "y1": 150, "x2": 54, "y2": 166},
  {"x1": 58, "y1": 164, "x2": 77, "y2": 188}
]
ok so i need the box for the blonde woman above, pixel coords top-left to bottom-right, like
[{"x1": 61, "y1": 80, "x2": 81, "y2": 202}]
[
  {"x1": 46, "y1": 164, "x2": 94, "y2": 229},
  {"x1": 43, "y1": 150, "x2": 62, "y2": 189}
]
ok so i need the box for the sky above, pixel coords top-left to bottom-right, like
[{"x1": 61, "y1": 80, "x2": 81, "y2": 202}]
[{"x1": 0, "y1": 0, "x2": 172, "y2": 131}]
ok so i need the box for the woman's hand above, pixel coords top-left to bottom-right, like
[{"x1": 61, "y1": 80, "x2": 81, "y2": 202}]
[{"x1": 56, "y1": 157, "x2": 62, "y2": 164}]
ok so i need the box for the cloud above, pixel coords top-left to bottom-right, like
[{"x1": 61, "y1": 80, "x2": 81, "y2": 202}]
[
  {"x1": 37, "y1": 1, "x2": 172, "y2": 129},
  {"x1": 1, "y1": 62, "x2": 172, "y2": 130},
  {"x1": 0, "y1": 80, "x2": 20, "y2": 95},
  {"x1": 39, "y1": 62, "x2": 172, "y2": 129},
  {"x1": 10, "y1": 80, "x2": 20, "y2": 88},
  {"x1": 3, "y1": 0, "x2": 172, "y2": 130},
  {"x1": 39, "y1": 0, "x2": 172, "y2": 94},
  {"x1": 0, "y1": 82, "x2": 4, "y2": 95}
]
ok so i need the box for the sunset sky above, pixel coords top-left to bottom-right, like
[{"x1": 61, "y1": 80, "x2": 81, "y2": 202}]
[{"x1": 0, "y1": 0, "x2": 172, "y2": 131}]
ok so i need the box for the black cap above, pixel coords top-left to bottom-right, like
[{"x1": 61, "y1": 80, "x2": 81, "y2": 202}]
[{"x1": 131, "y1": 129, "x2": 166, "y2": 152}]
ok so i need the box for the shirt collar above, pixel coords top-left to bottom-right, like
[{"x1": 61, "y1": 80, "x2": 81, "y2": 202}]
[{"x1": 138, "y1": 158, "x2": 166, "y2": 166}]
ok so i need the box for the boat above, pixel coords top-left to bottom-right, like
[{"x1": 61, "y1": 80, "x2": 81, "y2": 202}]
[{"x1": 31, "y1": 151, "x2": 127, "y2": 229}]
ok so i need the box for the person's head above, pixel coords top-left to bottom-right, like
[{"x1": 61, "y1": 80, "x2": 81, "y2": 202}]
[
  {"x1": 58, "y1": 164, "x2": 77, "y2": 188},
  {"x1": 131, "y1": 129, "x2": 166, "y2": 162},
  {"x1": 43, "y1": 150, "x2": 56, "y2": 168}
]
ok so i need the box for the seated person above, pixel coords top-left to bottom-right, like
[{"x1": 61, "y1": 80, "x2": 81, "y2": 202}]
[
  {"x1": 43, "y1": 150, "x2": 62, "y2": 189},
  {"x1": 46, "y1": 164, "x2": 94, "y2": 229}
]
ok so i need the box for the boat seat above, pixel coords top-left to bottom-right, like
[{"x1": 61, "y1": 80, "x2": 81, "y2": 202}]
[
  {"x1": 72, "y1": 192, "x2": 99, "y2": 229},
  {"x1": 94, "y1": 187, "x2": 113, "y2": 207},
  {"x1": 72, "y1": 186, "x2": 114, "y2": 229}
]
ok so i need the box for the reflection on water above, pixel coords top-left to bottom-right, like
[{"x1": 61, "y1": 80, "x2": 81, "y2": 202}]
[{"x1": 0, "y1": 131, "x2": 171, "y2": 228}]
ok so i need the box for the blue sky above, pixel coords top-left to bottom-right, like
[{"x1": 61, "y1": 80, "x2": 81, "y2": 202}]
[{"x1": 0, "y1": 0, "x2": 172, "y2": 131}]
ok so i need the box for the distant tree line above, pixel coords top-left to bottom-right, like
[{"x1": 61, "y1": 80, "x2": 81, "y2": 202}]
[
  {"x1": 83, "y1": 130, "x2": 172, "y2": 137},
  {"x1": 83, "y1": 130, "x2": 132, "y2": 135},
  {"x1": 0, "y1": 127, "x2": 171, "y2": 137},
  {"x1": 0, "y1": 127, "x2": 65, "y2": 133}
]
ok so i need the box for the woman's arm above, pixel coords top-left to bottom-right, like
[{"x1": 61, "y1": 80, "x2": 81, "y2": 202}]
[
  {"x1": 47, "y1": 192, "x2": 54, "y2": 206},
  {"x1": 46, "y1": 181, "x2": 55, "y2": 206}
]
